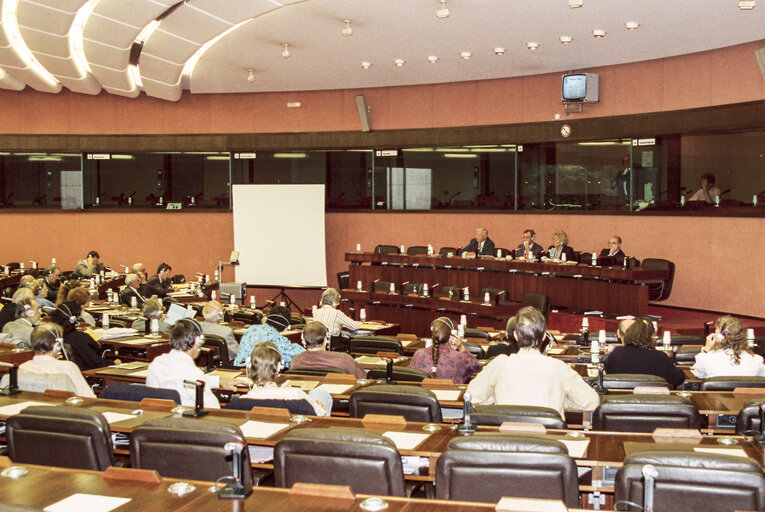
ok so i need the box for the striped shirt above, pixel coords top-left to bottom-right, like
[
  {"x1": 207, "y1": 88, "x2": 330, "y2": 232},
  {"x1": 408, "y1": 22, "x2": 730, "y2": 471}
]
[{"x1": 313, "y1": 305, "x2": 361, "y2": 336}]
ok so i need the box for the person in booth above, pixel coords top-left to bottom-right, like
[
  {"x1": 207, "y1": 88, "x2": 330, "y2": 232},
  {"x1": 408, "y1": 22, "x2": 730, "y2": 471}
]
[
  {"x1": 145, "y1": 262, "x2": 174, "y2": 298},
  {"x1": 688, "y1": 173, "x2": 721, "y2": 204},
  {"x1": 599, "y1": 235, "x2": 625, "y2": 260},
  {"x1": 200, "y1": 300, "x2": 239, "y2": 360},
  {"x1": 409, "y1": 316, "x2": 481, "y2": 384},
  {"x1": 460, "y1": 227, "x2": 495, "y2": 258},
  {"x1": 603, "y1": 318, "x2": 685, "y2": 388},
  {"x1": 313, "y1": 288, "x2": 361, "y2": 337},
  {"x1": 289, "y1": 321, "x2": 366, "y2": 378},
  {"x1": 146, "y1": 318, "x2": 245, "y2": 409},
  {"x1": 544, "y1": 229, "x2": 576, "y2": 262},
  {"x1": 120, "y1": 273, "x2": 146, "y2": 308},
  {"x1": 467, "y1": 306, "x2": 599, "y2": 418},
  {"x1": 234, "y1": 305, "x2": 304, "y2": 368},
  {"x1": 2, "y1": 297, "x2": 41, "y2": 348},
  {"x1": 19, "y1": 323, "x2": 96, "y2": 397},
  {"x1": 691, "y1": 316, "x2": 765, "y2": 378},
  {"x1": 74, "y1": 250, "x2": 104, "y2": 278},
  {"x1": 514, "y1": 229, "x2": 544, "y2": 260}
]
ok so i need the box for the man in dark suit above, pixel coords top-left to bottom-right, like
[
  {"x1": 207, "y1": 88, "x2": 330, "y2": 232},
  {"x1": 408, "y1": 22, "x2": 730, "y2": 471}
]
[
  {"x1": 599, "y1": 235, "x2": 625, "y2": 259},
  {"x1": 42, "y1": 265, "x2": 61, "y2": 302},
  {"x1": 120, "y1": 273, "x2": 146, "y2": 308},
  {"x1": 514, "y1": 229, "x2": 544, "y2": 260},
  {"x1": 460, "y1": 227, "x2": 495, "y2": 258},
  {"x1": 145, "y1": 263, "x2": 174, "y2": 298}
]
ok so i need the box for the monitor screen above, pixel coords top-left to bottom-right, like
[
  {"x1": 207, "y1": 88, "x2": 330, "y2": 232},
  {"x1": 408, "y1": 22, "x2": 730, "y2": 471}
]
[{"x1": 562, "y1": 74, "x2": 587, "y2": 101}]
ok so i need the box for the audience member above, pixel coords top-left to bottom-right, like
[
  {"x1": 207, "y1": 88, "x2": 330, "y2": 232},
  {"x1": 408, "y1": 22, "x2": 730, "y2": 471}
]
[
  {"x1": 66, "y1": 287, "x2": 96, "y2": 326},
  {"x1": 514, "y1": 229, "x2": 544, "y2": 260},
  {"x1": 42, "y1": 265, "x2": 61, "y2": 302},
  {"x1": 692, "y1": 316, "x2": 765, "y2": 378},
  {"x1": 234, "y1": 305, "x2": 304, "y2": 368},
  {"x1": 74, "y1": 250, "x2": 104, "y2": 278},
  {"x1": 17, "y1": 275, "x2": 34, "y2": 289},
  {"x1": 688, "y1": 173, "x2": 721, "y2": 203},
  {"x1": 313, "y1": 288, "x2": 361, "y2": 337},
  {"x1": 145, "y1": 262, "x2": 174, "y2": 298},
  {"x1": 289, "y1": 321, "x2": 366, "y2": 378},
  {"x1": 119, "y1": 273, "x2": 146, "y2": 308},
  {"x1": 55, "y1": 273, "x2": 80, "y2": 305},
  {"x1": 460, "y1": 227, "x2": 495, "y2": 258},
  {"x1": 409, "y1": 316, "x2": 481, "y2": 384},
  {"x1": 0, "y1": 288, "x2": 34, "y2": 331},
  {"x1": 599, "y1": 235, "x2": 625, "y2": 259},
  {"x1": 200, "y1": 300, "x2": 239, "y2": 359},
  {"x1": 30, "y1": 278, "x2": 55, "y2": 309},
  {"x1": 131, "y1": 298, "x2": 172, "y2": 334},
  {"x1": 2, "y1": 298, "x2": 41, "y2": 348},
  {"x1": 49, "y1": 302, "x2": 116, "y2": 371}
]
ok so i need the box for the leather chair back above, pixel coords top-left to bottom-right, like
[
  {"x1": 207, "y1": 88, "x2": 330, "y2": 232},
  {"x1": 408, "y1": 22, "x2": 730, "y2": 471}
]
[
  {"x1": 130, "y1": 417, "x2": 252, "y2": 483},
  {"x1": 349, "y1": 384, "x2": 442, "y2": 423},
  {"x1": 641, "y1": 258, "x2": 675, "y2": 301},
  {"x1": 472, "y1": 405, "x2": 566, "y2": 429},
  {"x1": 436, "y1": 434, "x2": 579, "y2": 506},
  {"x1": 699, "y1": 376, "x2": 765, "y2": 391},
  {"x1": 202, "y1": 334, "x2": 232, "y2": 367},
  {"x1": 99, "y1": 382, "x2": 181, "y2": 403},
  {"x1": 6, "y1": 405, "x2": 113, "y2": 471},
  {"x1": 372, "y1": 280, "x2": 394, "y2": 293},
  {"x1": 464, "y1": 327, "x2": 491, "y2": 340},
  {"x1": 675, "y1": 346, "x2": 702, "y2": 365},
  {"x1": 521, "y1": 292, "x2": 551, "y2": 320},
  {"x1": 336, "y1": 271, "x2": 349, "y2": 290},
  {"x1": 283, "y1": 367, "x2": 348, "y2": 377},
  {"x1": 602, "y1": 373, "x2": 672, "y2": 390},
  {"x1": 592, "y1": 394, "x2": 701, "y2": 432},
  {"x1": 274, "y1": 428, "x2": 406, "y2": 496},
  {"x1": 736, "y1": 398, "x2": 764, "y2": 435},
  {"x1": 374, "y1": 245, "x2": 400, "y2": 255},
  {"x1": 406, "y1": 246, "x2": 429, "y2": 256},
  {"x1": 349, "y1": 336, "x2": 404, "y2": 355},
  {"x1": 366, "y1": 366, "x2": 428, "y2": 382},
  {"x1": 478, "y1": 287, "x2": 506, "y2": 304},
  {"x1": 224, "y1": 397, "x2": 316, "y2": 415},
  {"x1": 439, "y1": 247, "x2": 458, "y2": 256},
  {"x1": 615, "y1": 450, "x2": 765, "y2": 512}
]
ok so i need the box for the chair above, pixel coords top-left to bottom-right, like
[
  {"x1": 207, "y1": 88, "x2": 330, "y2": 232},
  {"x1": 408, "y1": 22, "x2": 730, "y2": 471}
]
[
  {"x1": 675, "y1": 346, "x2": 702, "y2": 365},
  {"x1": 283, "y1": 367, "x2": 349, "y2": 377},
  {"x1": 0, "y1": 372, "x2": 77, "y2": 394},
  {"x1": 366, "y1": 366, "x2": 428, "y2": 382},
  {"x1": 289, "y1": 314, "x2": 306, "y2": 326},
  {"x1": 274, "y1": 427, "x2": 406, "y2": 496},
  {"x1": 170, "y1": 274, "x2": 186, "y2": 284},
  {"x1": 202, "y1": 333, "x2": 233, "y2": 367},
  {"x1": 521, "y1": 292, "x2": 550, "y2": 320},
  {"x1": 615, "y1": 450, "x2": 765, "y2": 512},
  {"x1": 592, "y1": 394, "x2": 701, "y2": 432},
  {"x1": 349, "y1": 384, "x2": 442, "y2": 423},
  {"x1": 6, "y1": 405, "x2": 113, "y2": 471},
  {"x1": 350, "y1": 335, "x2": 403, "y2": 355},
  {"x1": 99, "y1": 382, "x2": 181, "y2": 403},
  {"x1": 735, "y1": 398, "x2": 764, "y2": 435},
  {"x1": 402, "y1": 282, "x2": 427, "y2": 295},
  {"x1": 438, "y1": 285, "x2": 461, "y2": 300},
  {"x1": 130, "y1": 417, "x2": 253, "y2": 483},
  {"x1": 224, "y1": 396, "x2": 316, "y2": 415},
  {"x1": 372, "y1": 279, "x2": 395, "y2": 293},
  {"x1": 471, "y1": 405, "x2": 567, "y2": 429},
  {"x1": 374, "y1": 244, "x2": 400, "y2": 255},
  {"x1": 478, "y1": 287, "x2": 506, "y2": 304},
  {"x1": 641, "y1": 258, "x2": 675, "y2": 301},
  {"x1": 406, "y1": 246, "x2": 429, "y2": 256},
  {"x1": 435, "y1": 434, "x2": 580, "y2": 506},
  {"x1": 336, "y1": 271, "x2": 349, "y2": 290},
  {"x1": 602, "y1": 373, "x2": 672, "y2": 390},
  {"x1": 439, "y1": 246, "x2": 458, "y2": 256},
  {"x1": 699, "y1": 376, "x2": 765, "y2": 391},
  {"x1": 486, "y1": 341, "x2": 518, "y2": 359},
  {"x1": 464, "y1": 327, "x2": 491, "y2": 340}
]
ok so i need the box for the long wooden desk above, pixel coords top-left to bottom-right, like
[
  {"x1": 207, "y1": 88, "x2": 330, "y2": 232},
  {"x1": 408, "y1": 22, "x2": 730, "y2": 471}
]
[
  {"x1": 346, "y1": 252, "x2": 668, "y2": 316},
  {"x1": 0, "y1": 346, "x2": 33, "y2": 365}
]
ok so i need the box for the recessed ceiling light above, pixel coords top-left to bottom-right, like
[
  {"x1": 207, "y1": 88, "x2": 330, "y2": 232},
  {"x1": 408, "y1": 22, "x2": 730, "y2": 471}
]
[
  {"x1": 360, "y1": 61, "x2": 371, "y2": 69},
  {"x1": 427, "y1": 55, "x2": 439, "y2": 63},
  {"x1": 738, "y1": 0, "x2": 755, "y2": 8},
  {"x1": 568, "y1": 0, "x2": 583, "y2": 7},
  {"x1": 592, "y1": 29, "x2": 606, "y2": 38},
  {"x1": 394, "y1": 58, "x2": 405, "y2": 67},
  {"x1": 526, "y1": 42, "x2": 538, "y2": 50},
  {"x1": 460, "y1": 51, "x2": 471, "y2": 60},
  {"x1": 493, "y1": 47, "x2": 506, "y2": 55},
  {"x1": 342, "y1": 19, "x2": 352, "y2": 37},
  {"x1": 559, "y1": 36, "x2": 572, "y2": 45},
  {"x1": 625, "y1": 21, "x2": 640, "y2": 30}
]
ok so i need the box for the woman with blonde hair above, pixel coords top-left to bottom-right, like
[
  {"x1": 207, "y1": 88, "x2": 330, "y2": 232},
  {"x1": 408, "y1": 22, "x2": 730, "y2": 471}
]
[
  {"x1": 546, "y1": 229, "x2": 576, "y2": 262},
  {"x1": 30, "y1": 278, "x2": 55, "y2": 309},
  {"x1": 692, "y1": 316, "x2": 765, "y2": 378}
]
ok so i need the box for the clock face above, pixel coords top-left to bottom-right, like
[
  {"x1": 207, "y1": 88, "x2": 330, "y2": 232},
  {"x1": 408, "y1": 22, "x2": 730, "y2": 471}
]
[{"x1": 560, "y1": 124, "x2": 571, "y2": 138}]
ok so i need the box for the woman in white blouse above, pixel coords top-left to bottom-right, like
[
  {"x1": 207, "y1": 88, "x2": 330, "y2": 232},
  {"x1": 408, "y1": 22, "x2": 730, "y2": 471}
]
[{"x1": 692, "y1": 316, "x2": 765, "y2": 379}]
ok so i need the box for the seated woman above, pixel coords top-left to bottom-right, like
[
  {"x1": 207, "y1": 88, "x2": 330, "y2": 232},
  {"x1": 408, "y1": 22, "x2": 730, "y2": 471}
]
[
  {"x1": 19, "y1": 322, "x2": 96, "y2": 397},
  {"x1": 234, "y1": 305, "x2": 304, "y2": 367},
  {"x1": 604, "y1": 318, "x2": 685, "y2": 388},
  {"x1": 241, "y1": 342, "x2": 331, "y2": 416},
  {"x1": 545, "y1": 229, "x2": 576, "y2": 262},
  {"x1": 692, "y1": 316, "x2": 765, "y2": 378},
  {"x1": 131, "y1": 298, "x2": 173, "y2": 334},
  {"x1": 409, "y1": 317, "x2": 481, "y2": 384},
  {"x1": 55, "y1": 273, "x2": 80, "y2": 306},
  {"x1": 30, "y1": 278, "x2": 55, "y2": 309},
  {"x1": 66, "y1": 287, "x2": 97, "y2": 327},
  {"x1": 49, "y1": 302, "x2": 118, "y2": 370}
]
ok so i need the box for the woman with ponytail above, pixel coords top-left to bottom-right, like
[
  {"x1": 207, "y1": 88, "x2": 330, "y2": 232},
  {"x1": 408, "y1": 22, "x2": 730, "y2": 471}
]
[
  {"x1": 409, "y1": 317, "x2": 481, "y2": 384},
  {"x1": 692, "y1": 315, "x2": 765, "y2": 378}
]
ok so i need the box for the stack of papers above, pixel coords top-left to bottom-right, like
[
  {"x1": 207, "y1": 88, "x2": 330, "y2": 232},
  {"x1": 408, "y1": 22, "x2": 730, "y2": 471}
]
[
  {"x1": 90, "y1": 327, "x2": 138, "y2": 340},
  {"x1": 166, "y1": 303, "x2": 197, "y2": 325}
]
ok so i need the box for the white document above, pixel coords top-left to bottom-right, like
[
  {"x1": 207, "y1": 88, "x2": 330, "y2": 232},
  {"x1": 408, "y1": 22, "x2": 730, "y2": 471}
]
[
  {"x1": 559, "y1": 439, "x2": 590, "y2": 458},
  {"x1": 0, "y1": 401, "x2": 55, "y2": 416},
  {"x1": 399, "y1": 339, "x2": 415, "y2": 347},
  {"x1": 44, "y1": 493, "x2": 131, "y2": 512},
  {"x1": 166, "y1": 303, "x2": 196, "y2": 325},
  {"x1": 283, "y1": 380, "x2": 319, "y2": 390},
  {"x1": 382, "y1": 431, "x2": 430, "y2": 450},
  {"x1": 430, "y1": 389, "x2": 461, "y2": 401},
  {"x1": 693, "y1": 447, "x2": 749, "y2": 458},
  {"x1": 315, "y1": 383, "x2": 354, "y2": 395},
  {"x1": 92, "y1": 328, "x2": 139, "y2": 340},
  {"x1": 238, "y1": 420, "x2": 291, "y2": 439},
  {"x1": 112, "y1": 361, "x2": 147, "y2": 370},
  {"x1": 100, "y1": 412, "x2": 136, "y2": 425}
]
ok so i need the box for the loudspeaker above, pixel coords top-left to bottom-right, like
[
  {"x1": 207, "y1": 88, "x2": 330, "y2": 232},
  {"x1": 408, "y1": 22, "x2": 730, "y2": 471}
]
[
  {"x1": 356, "y1": 94, "x2": 371, "y2": 132},
  {"x1": 756, "y1": 47, "x2": 765, "y2": 81}
]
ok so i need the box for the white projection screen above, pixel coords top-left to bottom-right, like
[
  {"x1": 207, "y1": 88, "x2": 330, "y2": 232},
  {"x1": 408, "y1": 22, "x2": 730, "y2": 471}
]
[{"x1": 233, "y1": 184, "x2": 327, "y2": 288}]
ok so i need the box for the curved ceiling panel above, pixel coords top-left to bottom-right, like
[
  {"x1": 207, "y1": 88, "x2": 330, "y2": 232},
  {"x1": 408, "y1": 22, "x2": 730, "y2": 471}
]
[
  {"x1": 0, "y1": 66, "x2": 24, "y2": 90},
  {"x1": 0, "y1": 6, "x2": 61, "y2": 93}
]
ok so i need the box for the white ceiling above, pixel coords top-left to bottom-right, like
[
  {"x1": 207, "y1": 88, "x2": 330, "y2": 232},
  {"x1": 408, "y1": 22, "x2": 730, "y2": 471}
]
[{"x1": 0, "y1": 0, "x2": 763, "y2": 101}]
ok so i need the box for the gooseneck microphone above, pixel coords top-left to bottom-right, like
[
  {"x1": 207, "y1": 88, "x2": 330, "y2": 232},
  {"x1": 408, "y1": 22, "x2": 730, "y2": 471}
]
[
  {"x1": 642, "y1": 464, "x2": 658, "y2": 512},
  {"x1": 457, "y1": 392, "x2": 477, "y2": 434}
]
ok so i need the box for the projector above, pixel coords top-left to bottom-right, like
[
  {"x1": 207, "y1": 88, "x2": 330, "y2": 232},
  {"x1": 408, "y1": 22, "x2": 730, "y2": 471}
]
[{"x1": 436, "y1": 7, "x2": 449, "y2": 18}]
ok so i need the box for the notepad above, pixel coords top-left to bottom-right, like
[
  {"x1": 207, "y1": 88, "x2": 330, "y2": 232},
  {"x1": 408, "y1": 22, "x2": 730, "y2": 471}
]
[
  {"x1": 693, "y1": 447, "x2": 749, "y2": 458},
  {"x1": 315, "y1": 383, "x2": 353, "y2": 394},
  {"x1": 44, "y1": 493, "x2": 131, "y2": 512},
  {"x1": 101, "y1": 412, "x2": 136, "y2": 425},
  {"x1": 112, "y1": 361, "x2": 147, "y2": 370},
  {"x1": 207, "y1": 370, "x2": 241, "y2": 379},
  {"x1": 430, "y1": 389, "x2": 461, "y2": 401},
  {"x1": 238, "y1": 420, "x2": 291, "y2": 439},
  {"x1": 382, "y1": 431, "x2": 430, "y2": 450},
  {"x1": 282, "y1": 379, "x2": 319, "y2": 391},
  {"x1": 559, "y1": 439, "x2": 590, "y2": 458},
  {"x1": 0, "y1": 401, "x2": 55, "y2": 416},
  {"x1": 127, "y1": 369, "x2": 149, "y2": 378}
]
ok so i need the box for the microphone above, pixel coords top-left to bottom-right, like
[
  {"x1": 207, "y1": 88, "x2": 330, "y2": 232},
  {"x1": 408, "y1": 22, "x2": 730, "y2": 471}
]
[
  {"x1": 218, "y1": 441, "x2": 253, "y2": 499},
  {"x1": 385, "y1": 358, "x2": 394, "y2": 384},
  {"x1": 754, "y1": 402, "x2": 765, "y2": 445},
  {"x1": 0, "y1": 362, "x2": 20, "y2": 396},
  {"x1": 591, "y1": 363, "x2": 608, "y2": 395},
  {"x1": 182, "y1": 379, "x2": 208, "y2": 417},
  {"x1": 457, "y1": 392, "x2": 477, "y2": 434},
  {"x1": 642, "y1": 464, "x2": 658, "y2": 512}
]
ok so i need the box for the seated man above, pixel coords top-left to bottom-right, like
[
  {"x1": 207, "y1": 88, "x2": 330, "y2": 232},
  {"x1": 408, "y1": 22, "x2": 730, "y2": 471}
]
[
  {"x1": 200, "y1": 300, "x2": 239, "y2": 360},
  {"x1": 1, "y1": 297, "x2": 41, "y2": 348},
  {"x1": 460, "y1": 227, "x2": 495, "y2": 258},
  {"x1": 289, "y1": 321, "x2": 366, "y2": 378},
  {"x1": 234, "y1": 305, "x2": 304, "y2": 368},
  {"x1": 146, "y1": 318, "x2": 242, "y2": 409},
  {"x1": 132, "y1": 263, "x2": 148, "y2": 295},
  {"x1": 0, "y1": 288, "x2": 34, "y2": 331},
  {"x1": 17, "y1": 275, "x2": 34, "y2": 289},
  {"x1": 467, "y1": 306, "x2": 599, "y2": 418},
  {"x1": 131, "y1": 298, "x2": 173, "y2": 334},
  {"x1": 313, "y1": 288, "x2": 361, "y2": 338},
  {"x1": 599, "y1": 235, "x2": 625, "y2": 259},
  {"x1": 42, "y1": 264, "x2": 61, "y2": 302},
  {"x1": 120, "y1": 273, "x2": 146, "y2": 308},
  {"x1": 145, "y1": 262, "x2": 174, "y2": 298},
  {"x1": 514, "y1": 229, "x2": 544, "y2": 260},
  {"x1": 688, "y1": 173, "x2": 721, "y2": 203},
  {"x1": 74, "y1": 250, "x2": 104, "y2": 278},
  {"x1": 19, "y1": 322, "x2": 96, "y2": 397}
]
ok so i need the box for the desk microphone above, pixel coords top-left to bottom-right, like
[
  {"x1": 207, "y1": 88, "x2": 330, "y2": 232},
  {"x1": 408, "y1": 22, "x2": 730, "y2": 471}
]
[
  {"x1": 457, "y1": 392, "x2": 477, "y2": 434},
  {"x1": 218, "y1": 441, "x2": 252, "y2": 499},
  {"x1": 182, "y1": 379, "x2": 208, "y2": 417},
  {"x1": 385, "y1": 358, "x2": 394, "y2": 384},
  {"x1": 592, "y1": 363, "x2": 608, "y2": 395},
  {"x1": 642, "y1": 464, "x2": 658, "y2": 512},
  {"x1": 0, "y1": 362, "x2": 20, "y2": 395}
]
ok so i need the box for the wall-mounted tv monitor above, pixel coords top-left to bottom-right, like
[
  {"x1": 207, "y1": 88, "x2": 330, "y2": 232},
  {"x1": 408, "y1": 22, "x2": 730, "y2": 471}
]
[{"x1": 562, "y1": 73, "x2": 599, "y2": 103}]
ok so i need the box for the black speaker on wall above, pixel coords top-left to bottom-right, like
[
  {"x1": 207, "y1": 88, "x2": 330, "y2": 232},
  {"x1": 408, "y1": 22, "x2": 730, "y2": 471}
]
[{"x1": 356, "y1": 94, "x2": 371, "y2": 132}]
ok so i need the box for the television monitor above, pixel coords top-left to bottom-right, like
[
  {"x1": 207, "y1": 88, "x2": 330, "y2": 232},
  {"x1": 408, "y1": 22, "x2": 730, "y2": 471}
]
[{"x1": 562, "y1": 73, "x2": 599, "y2": 103}]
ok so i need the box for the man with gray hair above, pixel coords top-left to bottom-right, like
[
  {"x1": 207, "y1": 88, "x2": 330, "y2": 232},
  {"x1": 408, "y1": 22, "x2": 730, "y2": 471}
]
[
  {"x1": 119, "y1": 273, "x2": 146, "y2": 308},
  {"x1": 201, "y1": 300, "x2": 239, "y2": 359},
  {"x1": 460, "y1": 227, "x2": 496, "y2": 258},
  {"x1": 313, "y1": 287, "x2": 361, "y2": 337},
  {"x1": 132, "y1": 263, "x2": 148, "y2": 295},
  {"x1": 0, "y1": 287, "x2": 34, "y2": 331},
  {"x1": 17, "y1": 275, "x2": 34, "y2": 289}
]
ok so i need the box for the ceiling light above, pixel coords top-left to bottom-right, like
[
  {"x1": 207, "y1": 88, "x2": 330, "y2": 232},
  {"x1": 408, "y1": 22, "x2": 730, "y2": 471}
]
[
  {"x1": 527, "y1": 42, "x2": 539, "y2": 50},
  {"x1": 427, "y1": 56, "x2": 439, "y2": 63},
  {"x1": 247, "y1": 69, "x2": 255, "y2": 83},
  {"x1": 460, "y1": 52, "x2": 471, "y2": 60},
  {"x1": 360, "y1": 61, "x2": 372, "y2": 69},
  {"x1": 625, "y1": 21, "x2": 640, "y2": 30},
  {"x1": 282, "y1": 43, "x2": 290, "y2": 59},
  {"x1": 436, "y1": 0, "x2": 449, "y2": 19},
  {"x1": 739, "y1": 0, "x2": 755, "y2": 8},
  {"x1": 568, "y1": 0, "x2": 583, "y2": 7},
  {"x1": 274, "y1": 153, "x2": 307, "y2": 159},
  {"x1": 394, "y1": 59, "x2": 405, "y2": 67},
  {"x1": 592, "y1": 29, "x2": 606, "y2": 38},
  {"x1": 494, "y1": 47, "x2": 506, "y2": 55},
  {"x1": 342, "y1": 19, "x2": 352, "y2": 37},
  {"x1": 559, "y1": 36, "x2": 572, "y2": 44}
]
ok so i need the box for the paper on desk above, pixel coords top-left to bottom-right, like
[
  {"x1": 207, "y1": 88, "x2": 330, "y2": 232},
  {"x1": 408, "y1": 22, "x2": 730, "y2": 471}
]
[
  {"x1": 430, "y1": 389, "x2": 461, "y2": 401},
  {"x1": 559, "y1": 439, "x2": 590, "y2": 458},
  {"x1": 207, "y1": 370, "x2": 241, "y2": 379},
  {"x1": 399, "y1": 339, "x2": 415, "y2": 347},
  {"x1": 112, "y1": 361, "x2": 147, "y2": 370},
  {"x1": 547, "y1": 348, "x2": 566, "y2": 355},
  {"x1": 382, "y1": 431, "x2": 430, "y2": 450},
  {"x1": 91, "y1": 327, "x2": 139, "y2": 340},
  {"x1": 101, "y1": 412, "x2": 137, "y2": 425},
  {"x1": 315, "y1": 383, "x2": 353, "y2": 394},
  {"x1": 238, "y1": 420, "x2": 291, "y2": 439},
  {"x1": 128, "y1": 369, "x2": 149, "y2": 378},
  {"x1": 44, "y1": 493, "x2": 131, "y2": 512},
  {"x1": 355, "y1": 356, "x2": 390, "y2": 366},
  {"x1": 693, "y1": 447, "x2": 749, "y2": 458},
  {"x1": 0, "y1": 401, "x2": 55, "y2": 416},
  {"x1": 282, "y1": 379, "x2": 319, "y2": 390}
]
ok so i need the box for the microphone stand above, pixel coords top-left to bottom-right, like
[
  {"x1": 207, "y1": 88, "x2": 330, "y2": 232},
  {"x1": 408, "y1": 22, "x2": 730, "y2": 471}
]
[
  {"x1": 218, "y1": 442, "x2": 253, "y2": 499},
  {"x1": 182, "y1": 379, "x2": 208, "y2": 417},
  {"x1": 592, "y1": 364, "x2": 608, "y2": 395},
  {"x1": 457, "y1": 392, "x2": 477, "y2": 434},
  {"x1": 754, "y1": 402, "x2": 765, "y2": 445},
  {"x1": 642, "y1": 464, "x2": 658, "y2": 512},
  {"x1": 0, "y1": 363, "x2": 21, "y2": 395}
]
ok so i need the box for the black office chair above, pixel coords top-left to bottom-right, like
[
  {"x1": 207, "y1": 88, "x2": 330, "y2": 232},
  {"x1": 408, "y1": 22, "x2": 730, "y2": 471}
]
[
  {"x1": 439, "y1": 246, "x2": 458, "y2": 256},
  {"x1": 130, "y1": 417, "x2": 253, "y2": 483},
  {"x1": 406, "y1": 246, "x2": 429, "y2": 256},
  {"x1": 366, "y1": 366, "x2": 428, "y2": 382},
  {"x1": 170, "y1": 274, "x2": 185, "y2": 284},
  {"x1": 641, "y1": 258, "x2": 675, "y2": 301},
  {"x1": 106, "y1": 317, "x2": 131, "y2": 328},
  {"x1": 349, "y1": 335, "x2": 404, "y2": 355},
  {"x1": 485, "y1": 341, "x2": 519, "y2": 359},
  {"x1": 478, "y1": 287, "x2": 506, "y2": 305},
  {"x1": 675, "y1": 346, "x2": 702, "y2": 365},
  {"x1": 436, "y1": 434, "x2": 580, "y2": 506},
  {"x1": 521, "y1": 292, "x2": 551, "y2": 320},
  {"x1": 471, "y1": 405, "x2": 567, "y2": 429},
  {"x1": 372, "y1": 279, "x2": 395, "y2": 293},
  {"x1": 6, "y1": 405, "x2": 114, "y2": 471},
  {"x1": 374, "y1": 245, "x2": 400, "y2": 255},
  {"x1": 699, "y1": 376, "x2": 765, "y2": 391},
  {"x1": 224, "y1": 397, "x2": 317, "y2": 415},
  {"x1": 336, "y1": 271, "x2": 350, "y2": 290},
  {"x1": 615, "y1": 450, "x2": 765, "y2": 512},
  {"x1": 99, "y1": 382, "x2": 181, "y2": 403},
  {"x1": 274, "y1": 428, "x2": 406, "y2": 496},
  {"x1": 464, "y1": 327, "x2": 491, "y2": 340},
  {"x1": 592, "y1": 394, "x2": 701, "y2": 432},
  {"x1": 602, "y1": 373, "x2": 672, "y2": 390},
  {"x1": 735, "y1": 398, "x2": 764, "y2": 435},
  {"x1": 202, "y1": 333, "x2": 233, "y2": 368},
  {"x1": 349, "y1": 384, "x2": 442, "y2": 423},
  {"x1": 289, "y1": 314, "x2": 306, "y2": 326}
]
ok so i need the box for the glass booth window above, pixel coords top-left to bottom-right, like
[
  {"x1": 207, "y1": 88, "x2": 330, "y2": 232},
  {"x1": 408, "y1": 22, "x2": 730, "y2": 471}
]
[{"x1": 0, "y1": 153, "x2": 83, "y2": 209}]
